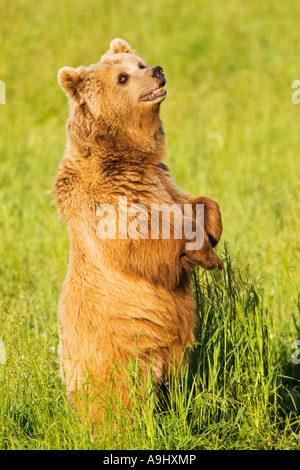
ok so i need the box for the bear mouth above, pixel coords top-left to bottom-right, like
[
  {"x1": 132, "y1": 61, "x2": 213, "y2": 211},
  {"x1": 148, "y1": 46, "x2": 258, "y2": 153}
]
[{"x1": 139, "y1": 82, "x2": 167, "y2": 102}]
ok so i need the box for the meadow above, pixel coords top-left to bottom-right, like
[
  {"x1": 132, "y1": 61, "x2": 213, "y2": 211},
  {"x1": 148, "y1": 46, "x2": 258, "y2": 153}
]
[{"x1": 0, "y1": 0, "x2": 300, "y2": 450}]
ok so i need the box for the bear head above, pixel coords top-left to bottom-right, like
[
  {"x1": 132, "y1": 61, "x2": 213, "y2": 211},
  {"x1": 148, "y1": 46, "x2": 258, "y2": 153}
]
[{"x1": 58, "y1": 39, "x2": 167, "y2": 158}]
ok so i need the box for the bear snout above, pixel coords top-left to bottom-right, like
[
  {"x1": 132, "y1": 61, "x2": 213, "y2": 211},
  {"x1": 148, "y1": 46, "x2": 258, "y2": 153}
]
[
  {"x1": 151, "y1": 66, "x2": 164, "y2": 78},
  {"x1": 151, "y1": 66, "x2": 166, "y2": 86}
]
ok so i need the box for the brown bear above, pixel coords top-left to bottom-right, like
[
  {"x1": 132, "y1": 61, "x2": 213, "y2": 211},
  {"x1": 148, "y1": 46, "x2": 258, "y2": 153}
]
[{"x1": 54, "y1": 38, "x2": 223, "y2": 421}]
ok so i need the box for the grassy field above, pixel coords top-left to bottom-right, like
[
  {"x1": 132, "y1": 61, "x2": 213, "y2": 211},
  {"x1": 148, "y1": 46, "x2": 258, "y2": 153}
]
[{"x1": 1, "y1": 0, "x2": 300, "y2": 450}]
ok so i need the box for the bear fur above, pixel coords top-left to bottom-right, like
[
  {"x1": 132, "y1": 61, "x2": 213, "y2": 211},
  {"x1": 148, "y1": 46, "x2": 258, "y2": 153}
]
[{"x1": 55, "y1": 38, "x2": 223, "y2": 420}]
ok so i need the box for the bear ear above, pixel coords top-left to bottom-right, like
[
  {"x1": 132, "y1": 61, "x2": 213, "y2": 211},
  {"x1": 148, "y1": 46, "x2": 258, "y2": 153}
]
[
  {"x1": 109, "y1": 38, "x2": 133, "y2": 54},
  {"x1": 57, "y1": 66, "x2": 87, "y2": 97}
]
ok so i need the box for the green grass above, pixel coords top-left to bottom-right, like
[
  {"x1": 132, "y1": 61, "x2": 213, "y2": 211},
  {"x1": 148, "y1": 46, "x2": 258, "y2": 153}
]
[{"x1": 1, "y1": 0, "x2": 300, "y2": 449}]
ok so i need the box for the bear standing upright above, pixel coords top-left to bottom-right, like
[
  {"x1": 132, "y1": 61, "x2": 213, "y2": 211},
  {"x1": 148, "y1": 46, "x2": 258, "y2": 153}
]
[{"x1": 55, "y1": 38, "x2": 223, "y2": 421}]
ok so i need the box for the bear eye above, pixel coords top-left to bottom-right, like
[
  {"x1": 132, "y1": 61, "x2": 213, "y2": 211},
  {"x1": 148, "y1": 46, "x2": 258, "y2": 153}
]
[
  {"x1": 118, "y1": 73, "x2": 128, "y2": 84},
  {"x1": 138, "y1": 63, "x2": 146, "y2": 69}
]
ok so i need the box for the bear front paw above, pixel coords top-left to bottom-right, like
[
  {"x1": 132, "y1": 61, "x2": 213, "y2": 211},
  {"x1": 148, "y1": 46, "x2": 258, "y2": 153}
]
[{"x1": 198, "y1": 250, "x2": 224, "y2": 271}]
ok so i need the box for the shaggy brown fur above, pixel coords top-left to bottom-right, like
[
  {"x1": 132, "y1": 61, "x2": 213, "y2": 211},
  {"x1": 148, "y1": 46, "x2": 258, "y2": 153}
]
[{"x1": 55, "y1": 38, "x2": 223, "y2": 420}]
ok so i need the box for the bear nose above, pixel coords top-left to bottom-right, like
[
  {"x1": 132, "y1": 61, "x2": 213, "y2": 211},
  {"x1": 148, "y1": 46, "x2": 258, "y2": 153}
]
[{"x1": 151, "y1": 66, "x2": 164, "y2": 79}]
